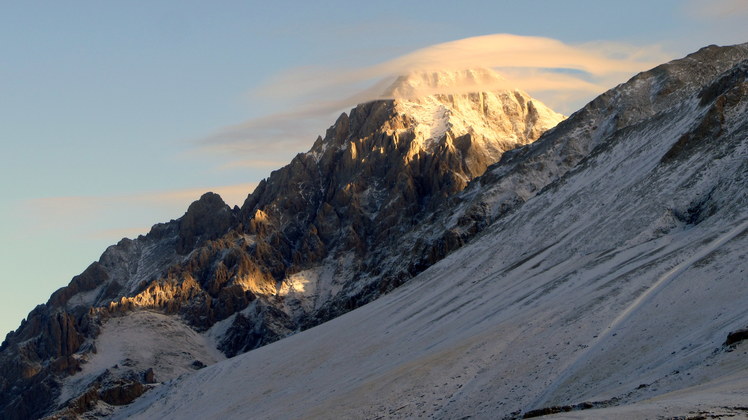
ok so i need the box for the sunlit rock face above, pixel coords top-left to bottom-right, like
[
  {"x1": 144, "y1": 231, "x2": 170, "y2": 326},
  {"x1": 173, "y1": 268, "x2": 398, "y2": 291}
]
[{"x1": 0, "y1": 68, "x2": 563, "y2": 419}]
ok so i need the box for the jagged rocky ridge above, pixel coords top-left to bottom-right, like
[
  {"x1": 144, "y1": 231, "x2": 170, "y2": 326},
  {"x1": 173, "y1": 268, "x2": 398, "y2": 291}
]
[
  {"x1": 0, "y1": 69, "x2": 563, "y2": 419},
  {"x1": 114, "y1": 43, "x2": 748, "y2": 419}
]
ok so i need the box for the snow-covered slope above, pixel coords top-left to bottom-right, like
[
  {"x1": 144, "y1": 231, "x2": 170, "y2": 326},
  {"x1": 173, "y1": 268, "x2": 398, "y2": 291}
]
[
  {"x1": 55, "y1": 311, "x2": 224, "y2": 418},
  {"x1": 113, "y1": 43, "x2": 748, "y2": 419},
  {"x1": 116, "y1": 221, "x2": 748, "y2": 419}
]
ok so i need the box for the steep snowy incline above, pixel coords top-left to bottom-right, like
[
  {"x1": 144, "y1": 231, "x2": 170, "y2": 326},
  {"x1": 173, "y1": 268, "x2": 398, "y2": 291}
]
[
  {"x1": 114, "y1": 43, "x2": 748, "y2": 419},
  {"x1": 117, "y1": 221, "x2": 748, "y2": 420}
]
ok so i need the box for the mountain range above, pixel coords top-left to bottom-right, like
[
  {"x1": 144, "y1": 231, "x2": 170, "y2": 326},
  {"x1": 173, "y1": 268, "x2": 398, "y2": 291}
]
[{"x1": 2, "y1": 43, "x2": 747, "y2": 419}]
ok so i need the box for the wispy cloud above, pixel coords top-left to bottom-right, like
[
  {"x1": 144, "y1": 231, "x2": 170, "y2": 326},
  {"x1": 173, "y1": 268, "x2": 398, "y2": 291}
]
[
  {"x1": 199, "y1": 33, "x2": 672, "y2": 167},
  {"x1": 218, "y1": 159, "x2": 290, "y2": 170},
  {"x1": 126, "y1": 183, "x2": 258, "y2": 208},
  {"x1": 29, "y1": 183, "x2": 256, "y2": 213},
  {"x1": 22, "y1": 183, "x2": 258, "y2": 242},
  {"x1": 675, "y1": 0, "x2": 748, "y2": 64},
  {"x1": 199, "y1": 77, "x2": 396, "y2": 155},
  {"x1": 251, "y1": 34, "x2": 670, "y2": 106},
  {"x1": 684, "y1": 0, "x2": 748, "y2": 19},
  {"x1": 89, "y1": 226, "x2": 155, "y2": 240}
]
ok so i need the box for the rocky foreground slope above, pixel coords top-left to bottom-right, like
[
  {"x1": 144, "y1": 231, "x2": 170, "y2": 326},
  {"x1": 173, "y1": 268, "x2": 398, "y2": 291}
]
[
  {"x1": 113, "y1": 43, "x2": 748, "y2": 419},
  {"x1": 0, "y1": 69, "x2": 563, "y2": 419}
]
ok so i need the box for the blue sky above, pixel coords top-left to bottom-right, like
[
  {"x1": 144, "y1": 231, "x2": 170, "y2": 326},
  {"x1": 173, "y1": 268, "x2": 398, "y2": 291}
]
[{"x1": 2, "y1": 0, "x2": 747, "y2": 339}]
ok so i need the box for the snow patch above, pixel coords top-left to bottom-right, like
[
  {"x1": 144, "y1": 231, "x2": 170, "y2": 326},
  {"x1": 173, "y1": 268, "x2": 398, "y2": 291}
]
[{"x1": 58, "y1": 311, "x2": 225, "y2": 406}]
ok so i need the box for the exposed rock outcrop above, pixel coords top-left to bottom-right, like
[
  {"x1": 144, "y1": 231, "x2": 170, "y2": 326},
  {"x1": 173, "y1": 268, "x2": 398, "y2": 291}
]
[
  {"x1": 724, "y1": 328, "x2": 748, "y2": 347},
  {"x1": 176, "y1": 192, "x2": 235, "y2": 254}
]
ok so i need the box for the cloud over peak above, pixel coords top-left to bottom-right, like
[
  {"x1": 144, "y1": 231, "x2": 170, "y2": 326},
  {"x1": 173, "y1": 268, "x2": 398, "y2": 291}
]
[{"x1": 201, "y1": 33, "x2": 673, "y2": 168}]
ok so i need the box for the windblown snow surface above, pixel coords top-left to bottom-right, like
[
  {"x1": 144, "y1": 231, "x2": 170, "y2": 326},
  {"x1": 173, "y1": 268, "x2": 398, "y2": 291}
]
[{"x1": 112, "y1": 52, "x2": 748, "y2": 419}]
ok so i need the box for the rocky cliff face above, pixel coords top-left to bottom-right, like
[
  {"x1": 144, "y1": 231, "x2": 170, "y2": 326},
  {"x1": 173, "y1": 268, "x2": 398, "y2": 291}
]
[{"x1": 0, "y1": 68, "x2": 563, "y2": 419}]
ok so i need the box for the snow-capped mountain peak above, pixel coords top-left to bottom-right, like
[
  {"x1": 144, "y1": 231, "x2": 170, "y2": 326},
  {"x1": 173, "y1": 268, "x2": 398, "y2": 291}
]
[{"x1": 377, "y1": 68, "x2": 565, "y2": 155}]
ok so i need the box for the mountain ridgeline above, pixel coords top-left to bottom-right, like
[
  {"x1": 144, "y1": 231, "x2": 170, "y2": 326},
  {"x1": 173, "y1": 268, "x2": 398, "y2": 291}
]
[
  {"x1": 114, "y1": 43, "x2": 748, "y2": 419},
  {"x1": 3, "y1": 41, "x2": 748, "y2": 418},
  {"x1": 0, "y1": 69, "x2": 563, "y2": 419}
]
